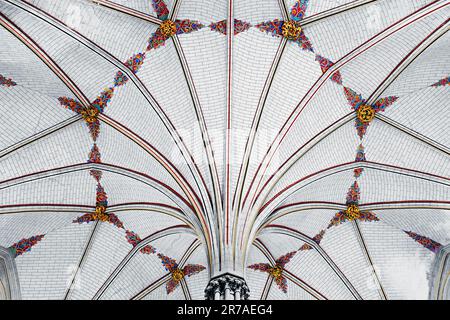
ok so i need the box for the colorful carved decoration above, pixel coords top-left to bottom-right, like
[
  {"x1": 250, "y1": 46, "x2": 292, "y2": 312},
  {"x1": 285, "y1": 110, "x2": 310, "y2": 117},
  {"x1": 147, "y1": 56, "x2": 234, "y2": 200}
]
[
  {"x1": 431, "y1": 76, "x2": 450, "y2": 87},
  {"x1": 344, "y1": 87, "x2": 398, "y2": 139},
  {"x1": 80, "y1": 106, "x2": 99, "y2": 124},
  {"x1": 404, "y1": 231, "x2": 442, "y2": 253},
  {"x1": 373, "y1": 96, "x2": 398, "y2": 112},
  {"x1": 328, "y1": 209, "x2": 378, "y2": 228},
  {"x1": 95, "y1": 183, "x2": 108, "y2": 208},
  {"x1": 9, "y1": 235, "x2": 45, "y2": 257},
  {"x1": 346, "y1": 181, "x2": 360, "y2": 204},
  {"x1": 158, "y1": 253, "x2": 206, "y2": 294},
  {"x1": 209, "y1": 19, "x2": 251, "y2": 35},
  {"x1": 125, "y1": 230, "x2": 156, "y2": 254},
  {"x1": 209, "y1": 20, "x2": 227, "y2": 35},
  {"x1": 160, "y1": 20, "x2": 177, "y2": 37},
  {"x1": 299, "y1": 230, "x2": 326, "y2": 251},
  {"x1": 58, "y1": 96, "x2": 83, "y2": 113},
  {"x1": 85, "y1": 119, "x2": 100, "y2": 141},
  {"x1": 344, "y1": 87, "x2": 363, "y2": 109},
  {"x1": 345, "y1": 204, "x2": 361, "y2": 221},
  {"x1": 256, "y1": 19, "x2": 314, "y2": 52},
  {"x1": 151, "y1": 0, "x2": 169, "y2": 20},
  {"x1": 248, "y1": 251, "x2": 296, "y2": 293},
  {"x1": 0, "y1": 74, "x2": 17, "y2": 87},
  {"x1": 125, "y1": 53, "x2": 146, "y2": 74},
  {"x1": 172, "y1": 268, "x2": 185, "y2": 282}
]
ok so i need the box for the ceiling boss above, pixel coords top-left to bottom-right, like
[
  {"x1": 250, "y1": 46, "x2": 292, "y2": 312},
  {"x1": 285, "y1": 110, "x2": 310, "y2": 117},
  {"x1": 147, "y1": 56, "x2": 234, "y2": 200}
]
[
  {"x1": 159, "y1": 19, "x2": 177, "y2": 38},
  {"x1": 356, "y1": 104, "x2": 376, "y2": 124}
]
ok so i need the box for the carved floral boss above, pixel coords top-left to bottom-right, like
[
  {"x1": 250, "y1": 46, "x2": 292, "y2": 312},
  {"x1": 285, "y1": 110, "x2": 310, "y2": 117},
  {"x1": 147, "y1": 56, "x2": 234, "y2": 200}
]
[
  {"x1": 344, "y1": 87, "x2": 398, "y2": 139},
  {"x1": 158, "y1": 253, "x2": 206, "y2": 294},
  {"x1": 248, "y1": 251, "x2": 297, "y2": 293},
  {"x1": 302, "y1": 179, "x2": 443, "y2": 255}
]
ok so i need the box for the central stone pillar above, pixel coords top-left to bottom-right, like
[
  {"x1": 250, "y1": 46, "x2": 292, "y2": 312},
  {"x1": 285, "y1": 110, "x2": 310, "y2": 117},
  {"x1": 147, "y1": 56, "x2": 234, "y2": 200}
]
[{"x1": 204, "y1": 273, "x2": 250, "y2": 300}]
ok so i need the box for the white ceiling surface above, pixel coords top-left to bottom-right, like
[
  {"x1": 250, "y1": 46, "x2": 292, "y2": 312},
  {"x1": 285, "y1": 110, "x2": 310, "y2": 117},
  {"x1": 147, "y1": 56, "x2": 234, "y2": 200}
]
[{"x1": 0, "y1": 0, "x2": 449, "y2": 300}]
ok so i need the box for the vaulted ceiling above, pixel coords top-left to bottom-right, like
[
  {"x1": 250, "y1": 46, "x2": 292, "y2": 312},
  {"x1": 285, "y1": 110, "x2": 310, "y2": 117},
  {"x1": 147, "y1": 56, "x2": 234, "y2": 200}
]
[{"x1": 0, "y1": 0, "x2": 449, "y2": 300}]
